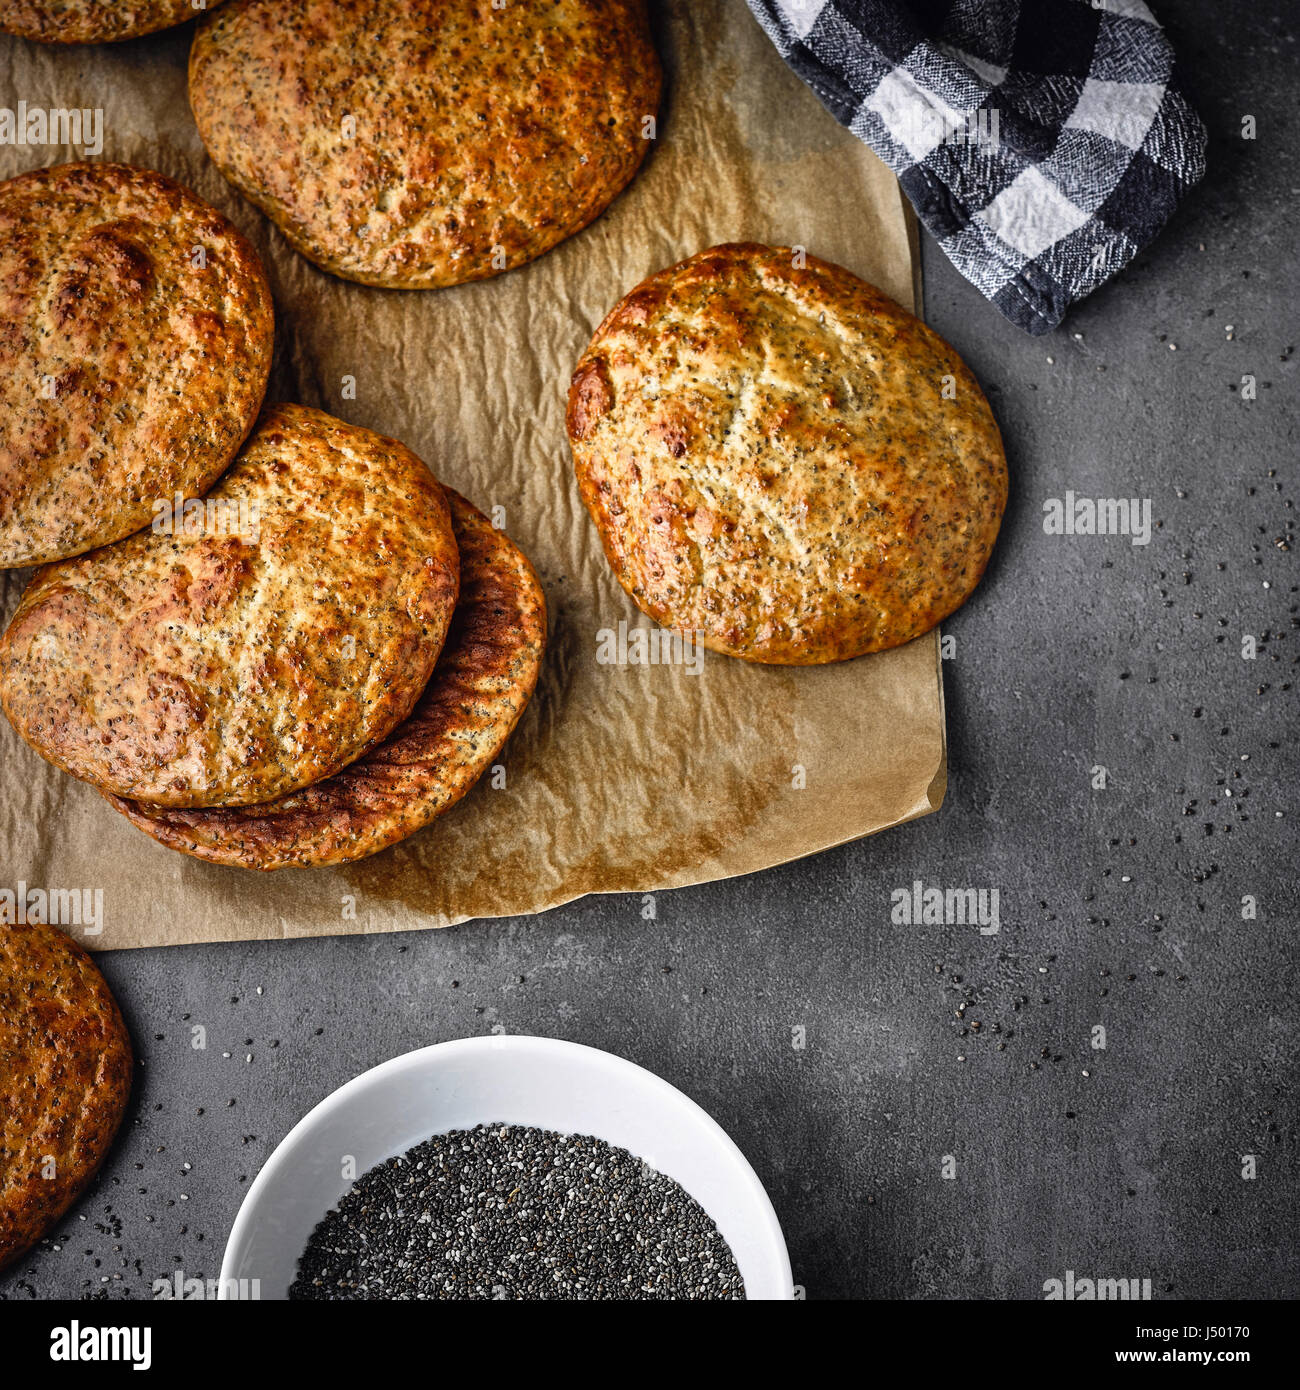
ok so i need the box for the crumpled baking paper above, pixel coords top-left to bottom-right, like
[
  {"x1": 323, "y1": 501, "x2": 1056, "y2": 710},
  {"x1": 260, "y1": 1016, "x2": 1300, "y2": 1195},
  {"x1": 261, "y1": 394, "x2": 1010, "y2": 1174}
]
[{"x1": 0, "y1": 0, "x2": 946, "y2": 949}]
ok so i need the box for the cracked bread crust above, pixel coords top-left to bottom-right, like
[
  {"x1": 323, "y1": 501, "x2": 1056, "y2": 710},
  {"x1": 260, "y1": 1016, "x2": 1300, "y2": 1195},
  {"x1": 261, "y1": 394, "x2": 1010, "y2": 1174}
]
[
  {"x1": 188, "y1": 0, "x2": 661, "y2": 289},
  {"x1": 0, "y1": 924, "x2": 132, "y2": 1272},
  {"x1": 0, "y1": 0, "x2": 225, "y2": 43},
  {"x1": 0, "y1": 162, "x2": 272, "y2": 568},
  {"x1": 0, "y1": 404, "x2": 459, "y2": 808},
  {"x1": 568, "y1": 243, "x2": 1008, "y2": 665},
  {"x1": 108, "y1": 490, "x2": 546, "y2": 869}
]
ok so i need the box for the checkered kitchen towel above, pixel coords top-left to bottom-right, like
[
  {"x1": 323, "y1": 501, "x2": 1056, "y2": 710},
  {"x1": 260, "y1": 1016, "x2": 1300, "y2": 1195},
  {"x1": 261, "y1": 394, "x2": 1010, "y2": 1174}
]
[{"x1": 745, "y1": 0, "x2": 1208, "y2": 334}]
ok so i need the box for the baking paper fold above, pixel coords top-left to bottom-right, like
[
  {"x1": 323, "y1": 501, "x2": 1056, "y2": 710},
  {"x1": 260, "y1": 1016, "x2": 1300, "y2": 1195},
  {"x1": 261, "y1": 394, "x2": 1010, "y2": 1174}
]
[{"x1": 0, "y1": 0, "x2": 946, "y2": 950}]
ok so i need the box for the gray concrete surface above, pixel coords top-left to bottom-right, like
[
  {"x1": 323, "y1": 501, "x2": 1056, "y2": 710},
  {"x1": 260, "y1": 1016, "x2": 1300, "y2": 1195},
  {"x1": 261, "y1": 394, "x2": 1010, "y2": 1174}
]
[{"x1": 3, "y1": 0, "x2": 1296, "y2": 1301}]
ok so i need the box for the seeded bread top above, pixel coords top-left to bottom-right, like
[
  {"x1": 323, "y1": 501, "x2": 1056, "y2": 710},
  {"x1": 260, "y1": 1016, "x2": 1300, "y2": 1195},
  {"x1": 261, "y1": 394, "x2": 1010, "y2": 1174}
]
[
  {"x1": 568, "y1": 243, "x2": 1008, "y2": 665},
  {"x1": 0, "y1": 162, "x2": 272, "y2": 568},
  {"x1": 0, "y1": 0, "x2": 225, "y2": 43},
  {"x1": 109, "y1": 490, "x2": 546, "y2": 868},
  {"x1": 0, "y1": 404, "x2": 460, "y2": 808},
  {"x1": 189, "y1": 0, "x2": 662, "y2": 289},
  {"x1": 0, "y1": 923, "x2": 132, "y2": 1271}
]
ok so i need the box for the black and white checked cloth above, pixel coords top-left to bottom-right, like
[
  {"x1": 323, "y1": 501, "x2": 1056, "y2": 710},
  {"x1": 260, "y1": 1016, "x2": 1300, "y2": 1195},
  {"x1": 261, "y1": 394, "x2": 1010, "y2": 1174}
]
[{"x1": 745, "y1": 0, "x2": 1208, "y2": 334}]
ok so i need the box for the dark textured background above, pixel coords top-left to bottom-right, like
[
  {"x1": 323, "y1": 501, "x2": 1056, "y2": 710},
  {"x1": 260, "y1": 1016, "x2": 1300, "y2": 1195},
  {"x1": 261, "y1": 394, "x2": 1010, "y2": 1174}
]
[{"x1": 4, "y1": 0, "x2": 1296, "y2": 1302}]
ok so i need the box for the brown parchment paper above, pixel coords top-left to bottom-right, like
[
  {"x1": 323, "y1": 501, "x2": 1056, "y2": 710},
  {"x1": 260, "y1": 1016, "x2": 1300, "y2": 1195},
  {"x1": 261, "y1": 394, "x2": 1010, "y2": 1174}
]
[{"x1": 0, "y1": 0, "x2": 946, "y2": 950}]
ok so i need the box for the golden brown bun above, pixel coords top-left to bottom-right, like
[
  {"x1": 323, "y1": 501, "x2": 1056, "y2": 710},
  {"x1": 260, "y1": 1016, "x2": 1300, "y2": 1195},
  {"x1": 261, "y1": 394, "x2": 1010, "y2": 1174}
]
[
  {"x1": 0, "y1": 0, "x2": 225, "y2": 44},
  {"x1": 568, "y1": 243, "x2": 1007, "y2": 664},
  {"x1": 0, "y1": 923, "x2": 132, "y2": 1271},
  {"x1": 188, "y1": 0, "x2": 661, "y2": 288},
  {"x1": 109, "y1": 489, "x2": 546, "y2": 868},
  {"x1": 0, "y1": 404, "x2": 460, "y2": 807},
  {"x1": 0, "y1": 162, "x2": 272, "y2": 568}
]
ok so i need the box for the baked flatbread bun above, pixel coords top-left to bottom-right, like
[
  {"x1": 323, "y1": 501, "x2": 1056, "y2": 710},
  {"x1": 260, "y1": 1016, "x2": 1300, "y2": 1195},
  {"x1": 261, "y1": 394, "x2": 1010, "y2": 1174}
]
[
  {"x1": 108, "y1": 490, "x2": 546, "y2": 868},
  {"x1": 0, "y1": 404, "x2": 459, "y2": 808},
  {"x1": 0, "y1": 162, "x2": 272, "y2": 568},
  {"x1": 0, "y1": 0, "x2": 225, "y2": 43},
  {"x1": 568, "y1": 243, "x2": 1007, "y2": 665},
  {"x1": 0, "y1": 924, "x2": 132, "y2": 1271},
  {"x1": 188, "y1": 0, "x2": 661, "y2": 288}
]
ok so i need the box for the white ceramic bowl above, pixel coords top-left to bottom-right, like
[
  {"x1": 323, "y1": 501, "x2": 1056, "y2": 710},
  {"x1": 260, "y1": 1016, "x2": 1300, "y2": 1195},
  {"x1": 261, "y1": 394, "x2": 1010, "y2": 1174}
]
[{"x1": 220, "y1": 1035, "x2": 792, "y2": 1300}]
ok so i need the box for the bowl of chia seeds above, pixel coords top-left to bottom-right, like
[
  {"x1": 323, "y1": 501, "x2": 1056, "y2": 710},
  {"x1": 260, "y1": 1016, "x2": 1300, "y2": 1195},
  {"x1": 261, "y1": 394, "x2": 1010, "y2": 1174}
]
[{"x1": 220, "y1": 1035, "x2": 792, "y2": 1300}]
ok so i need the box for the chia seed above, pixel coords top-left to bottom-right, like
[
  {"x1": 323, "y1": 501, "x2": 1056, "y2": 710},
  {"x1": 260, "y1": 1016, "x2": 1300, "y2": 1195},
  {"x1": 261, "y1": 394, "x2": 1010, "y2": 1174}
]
[{"x1": 288, "y1": 1125, "x2": 745, "y2": 1301}]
